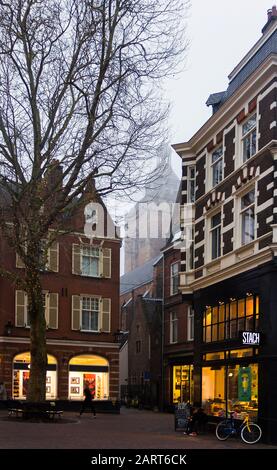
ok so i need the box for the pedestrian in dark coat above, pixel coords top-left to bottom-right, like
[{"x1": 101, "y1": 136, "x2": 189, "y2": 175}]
[{"x1": 80, "y1": 382, "x2": 96, "y2": 418}]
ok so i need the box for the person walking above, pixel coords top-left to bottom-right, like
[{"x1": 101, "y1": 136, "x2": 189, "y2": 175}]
[{"x1": 80, "y1": 382, "x2": 96, "y2": 418}]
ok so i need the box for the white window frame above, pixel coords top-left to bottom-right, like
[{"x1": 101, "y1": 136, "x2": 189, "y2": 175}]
[
  {"x1": 186, "y1": 226, "x2": 194, "y2": 272},
  {"x1": 170, "y1": 262, "x2": 179, "y2": 295},
  {"x1": 81, "y1": 246, "x2": 100, "y2": 277},
  {"x1": 241, "y1": 113, "x2": 257, "y2": 163},
  {"x1": 209, "y1": 211, "x2": 222, "y2": 261},
  {"x1": 187, "y1": 306, "x2": 194, "y2": 341},
  {"x1": 81, "y1": 296, "x2": 100, "y2": 332},
  {"x1": 240, "y1": 187, "x2": 256, "y2": 246},
  {"x1": 170, "y1": 312, "x2": 178, "y2": 344},
  {"x1": 187, "y1": 166, "x2": 196, "y2": 203},
  {"x1": 211, "y1": 146, "x2": 223, "y2": 187}
]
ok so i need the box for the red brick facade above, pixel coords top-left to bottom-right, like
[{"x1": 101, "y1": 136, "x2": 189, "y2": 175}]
[{"x1": 0, "y1": 205, "x2": 120, "y2": 402}]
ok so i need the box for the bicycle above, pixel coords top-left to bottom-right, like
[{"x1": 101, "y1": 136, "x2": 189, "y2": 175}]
[{"x1": 215, "y1": 411, "x2": 262, "y2": 444}]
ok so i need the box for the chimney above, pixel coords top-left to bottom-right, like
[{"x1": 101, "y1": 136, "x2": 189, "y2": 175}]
[{"x1": 262, "y1": 6, "x2": 277, "y2": 34}]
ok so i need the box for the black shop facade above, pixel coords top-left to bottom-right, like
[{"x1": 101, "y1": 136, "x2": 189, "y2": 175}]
[{"x1": 191, "y1": 260, "x2": 277, "y2": 444}]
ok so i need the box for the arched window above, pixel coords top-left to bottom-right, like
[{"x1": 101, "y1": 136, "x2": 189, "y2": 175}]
[
  {"x1": 68, "y1": 354, "x2": 109, "y2": 400},
  {"x1": 13, "y1": 352, "x2": 57, "y2": 399}
]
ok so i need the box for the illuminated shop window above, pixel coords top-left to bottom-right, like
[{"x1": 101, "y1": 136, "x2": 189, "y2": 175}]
[
  {"x1": 13, "y1": 352, "x2": 57, "y2": 399},
  {"x1": 68, "y1": 354, "x2": 109, "y2": 400},
  {"x1": 227, "y1": 364, "x2": 258, "y2": 421},
  {"x1": 173, "y1": 365, "x2": 194, "y2": 404},
  {"x1": 202, "y1": 366, "x2": 225, "y2": 417}
]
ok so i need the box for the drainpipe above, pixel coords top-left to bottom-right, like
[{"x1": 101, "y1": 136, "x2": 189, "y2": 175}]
[{"x1": 161, "y1": 254, "x2": 165, "y2": 412}]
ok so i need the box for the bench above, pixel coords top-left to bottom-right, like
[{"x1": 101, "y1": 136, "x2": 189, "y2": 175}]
[
  {"x1": 45, "y1": 410, "x2": 63, "y2": 420},
  {"x1": 8, "y1": 408, "x2": 24, "y2": 418}
]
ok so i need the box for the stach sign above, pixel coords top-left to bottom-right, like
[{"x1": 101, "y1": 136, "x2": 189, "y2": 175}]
[{"x1": 241, "y1": 331, "x2": 260, "y2": 346}]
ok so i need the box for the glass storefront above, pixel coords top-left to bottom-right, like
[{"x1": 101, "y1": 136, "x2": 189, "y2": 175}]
[
  {"x1": 68, "y1": 354, "x2": 109, "y2": 400},
  {"x1": 13, "y1": 352, "x2": 57, "y2": 399},
  {"x1": 172, "y1": 365, "x2": 194, "y2": 404},
  {"x1": 202, "y1": 358, "x2": 258, "y2": 420}
]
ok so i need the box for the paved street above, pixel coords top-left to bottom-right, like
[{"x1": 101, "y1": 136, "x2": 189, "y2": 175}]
[{"x1": 0, "y1": 407, "x2": 276, "y2": 449}]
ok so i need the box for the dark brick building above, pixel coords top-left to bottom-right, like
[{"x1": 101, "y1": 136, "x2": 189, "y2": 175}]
[
  {"x1": 0, "y1": 186, "x2": 121, "y2": 405},
  {"x1": 173, "y1": 8, "x2": 277, "y2": 443},
  {"x1": 120, "y1": 256, "x2": 163, "y2": 408}
]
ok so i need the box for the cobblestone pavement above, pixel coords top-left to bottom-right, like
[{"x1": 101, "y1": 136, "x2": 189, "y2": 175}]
[{"x1": 0, "y1": 407, "x2": 276, "y2": 449}]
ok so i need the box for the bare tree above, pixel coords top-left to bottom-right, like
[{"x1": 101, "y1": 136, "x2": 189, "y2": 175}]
[{"x1": 0, "y1": 0, "x2": 188, "y2": 402}]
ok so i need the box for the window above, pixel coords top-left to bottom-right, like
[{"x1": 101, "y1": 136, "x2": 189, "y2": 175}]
[
  {"x1": 211, "y1": 147, "x2": 223, "y2": 186},
  {"x1": 173, "y1": 365, "x2": 194, "y2": 404},
  {"x1": 241, "y1": 189, "x2": 255, "y2": 245},
  {"x1": 187, "y1": 306, "x2": 194, "y2": 341},
  {"x1": 170, "y1": 312, "x2": 178, "y2": 344},
  {"x1": 203, "y1": 295, "x2": 259, "y2": 343},
  {"x1": 210, "y1": 212, "x2": 221, "y2": 260},
  {"x1": 242, "y1": 114, "x2": 257, "y2": 161},
  {"x1": 187, "y1": 166, "x2": 196, "y2": 203},
  {"x1": 81, "y1": 246, "x2": 100, "y2": 277},
  {"x1": 136, "y1": 340, "x2": 141, "y2": 354},
  {"x1": 81, "y1": 297, "x2": 100, "y2": 331},
  {"x1": 170, "y1": 262, "x2": 179, "y2": 295}
]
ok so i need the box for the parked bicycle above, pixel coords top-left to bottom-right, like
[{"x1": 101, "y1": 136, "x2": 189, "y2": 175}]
[{"x1": 215, "y1": 411, "x2": 262, "y2": 444}]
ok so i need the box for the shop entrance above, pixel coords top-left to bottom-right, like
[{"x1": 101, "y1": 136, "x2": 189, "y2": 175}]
[
  {"x1": 13, "y1": 352, "x2": 57, "y2": 399},
  {"x1": 68, "y1": 354, "x2": 109, "y2": 400}
]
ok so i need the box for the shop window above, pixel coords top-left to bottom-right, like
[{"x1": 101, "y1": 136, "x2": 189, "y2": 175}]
[
  {"x1": 229, "y1": 348, "x2": 254, "y2": 358},
  {"x1": 227, "y1": 364, "x2": 258, "y2": 420},
  {"x1": 13, "y1": 352, "x2": 57, "y2": 399},
  {"x1": 203, "y1": 352, "x2": 225, "y2": 361},
  {"x1": 173, "y1": 365, "x2": 194, "y2": 404},
  {"x1": 202, "y1": 366, "x2": 225, "y2": 416},
  {"x1": 69, "y1": 354, "x2": 109, "y2": 400}
]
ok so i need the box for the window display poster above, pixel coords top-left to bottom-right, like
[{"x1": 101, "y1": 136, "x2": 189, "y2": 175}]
[
  {"x1": 84, "y1": 374, "x2": 96, "y2": 398},
  {"x1": 23, "y1": 371, "x2": 30, "y2": 396},
  {"x1": 238, "y1": 367, "x2": 251, "y2": 402}
]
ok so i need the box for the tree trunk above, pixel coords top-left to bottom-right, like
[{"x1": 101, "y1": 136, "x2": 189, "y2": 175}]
[{"x1": 26, "y1": 270, "x2": 47, "y2": 402}]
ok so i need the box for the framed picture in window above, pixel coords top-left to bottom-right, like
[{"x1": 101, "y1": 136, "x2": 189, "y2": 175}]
[
  {"x1": 71, "y1": 386, "x2": 80, "y2": 394},
  {"x1": 46, "y1": 386, "x2": 51, "y2": 394},
  {"x1": 46, "y1": 376, "x2": 51, "y2": 384},
  {"x1": 71, "y1": 377, "x2": 80, "y2": 385}
]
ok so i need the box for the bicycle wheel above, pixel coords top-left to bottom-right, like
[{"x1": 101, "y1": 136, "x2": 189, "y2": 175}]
[
  {"x1": 241, "y1": 423, "x2": 262, "y2": 444},
  {"x1": 216, "y1": 421, "x2": 233, "y2": 441}
]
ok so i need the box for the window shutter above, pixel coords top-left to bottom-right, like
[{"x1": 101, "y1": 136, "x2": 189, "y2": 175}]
[
  {"x1": 72, "y1": 295, "x2": 81, "y2": 330},
  {"x1": 102, "y1": 248, "x2": 111, "y2": 278},
  {"x1": 101, "y1": 298, "x2": 111, "y2": 332},
  {"x1": 48, "y1": 242, "x2": 59, "y2": 272},
  {"x1": 15, "y1": 290, "x2": 27, "y2": 327},
  {"x1": 48, "y1": 293, "x2": 58, "y2": 329},
  {"x1": 16, "y1": 252, "x2": 25, "y2": 269},
  {"x1": 72, "y1": 244, "x2": 81, "y2": 275}
]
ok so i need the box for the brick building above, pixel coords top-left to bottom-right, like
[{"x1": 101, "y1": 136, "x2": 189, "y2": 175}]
[
  {"x1": 120, "y1": 256, "x2": 163, "y2": 408},
  {"x1": 0, "y1": 182, "x2": 120, "y2": 406},
  {"x1": 162, "y1": 233, "x2": 194, "y2": 410},
  {"x1": 173, "y1": 7, "x2": 277, "y2": 443}
]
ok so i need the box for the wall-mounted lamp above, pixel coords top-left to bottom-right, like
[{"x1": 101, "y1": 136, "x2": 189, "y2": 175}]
[
  {"x1": 4, "y1": 321, "x2": 13, "y2": 336},
  {"x1": 113, "y1": 329, "x2": 124, "y2": 343}
]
